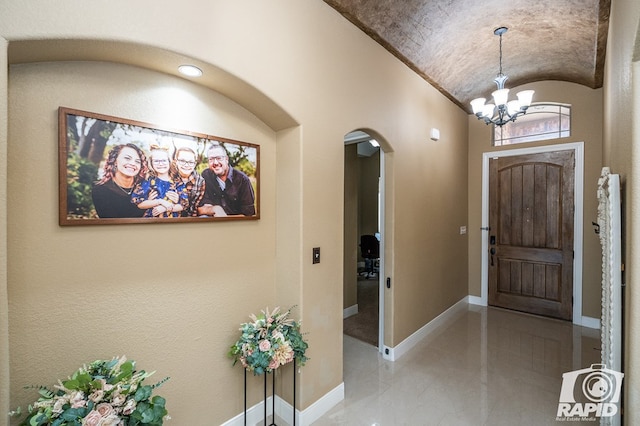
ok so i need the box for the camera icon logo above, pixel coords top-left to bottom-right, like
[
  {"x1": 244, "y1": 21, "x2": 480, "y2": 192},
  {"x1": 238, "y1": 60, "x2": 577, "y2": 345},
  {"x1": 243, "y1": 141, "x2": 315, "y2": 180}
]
[{"x1": 557, "y1": 364, "x2": 624, "y2": 419}]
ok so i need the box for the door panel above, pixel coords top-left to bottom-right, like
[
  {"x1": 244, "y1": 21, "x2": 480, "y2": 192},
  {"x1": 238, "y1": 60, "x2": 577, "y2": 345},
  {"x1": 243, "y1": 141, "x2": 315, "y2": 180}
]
[{"x1": 489, "y1": 151, "x2": 574, "y2": 320}]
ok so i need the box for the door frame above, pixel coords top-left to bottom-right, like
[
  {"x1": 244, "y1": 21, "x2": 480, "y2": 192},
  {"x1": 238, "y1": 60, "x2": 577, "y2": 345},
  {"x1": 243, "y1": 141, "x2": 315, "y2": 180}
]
[
  {"x1": 343, "y1": 131, "x2": 386, "y2": 354},
  {"x1": 480, "y1": 142, "x2": 584, "y2": 324},
  {"x1": 378, "y1": 151, "x2": 385, "y2": 354}
]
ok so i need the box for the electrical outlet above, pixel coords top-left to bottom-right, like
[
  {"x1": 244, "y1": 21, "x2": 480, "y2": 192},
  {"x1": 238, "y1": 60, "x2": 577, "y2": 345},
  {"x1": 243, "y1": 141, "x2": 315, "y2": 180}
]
[{"x1": 460, "y1": 226, "x2": 467, "y2": 235}]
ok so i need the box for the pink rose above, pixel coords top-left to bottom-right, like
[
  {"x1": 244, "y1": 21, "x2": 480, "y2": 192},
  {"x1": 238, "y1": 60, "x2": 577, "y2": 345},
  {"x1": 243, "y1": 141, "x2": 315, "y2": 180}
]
[
  {"x1": 259, "y1": 340, "x2": 271, "y2": 352},
  {"x1": 82, "y1": 410, "x2": 102, "y2": 426},
  {"x1": 99, "y1": 414, "x2": 122, "y2": 426},
  {"x1": 269, "y1": 358, "x2": 280, "y2": 370},
  {"x1": 96, "y1": 403, "x2": 114, "y2": 417}
]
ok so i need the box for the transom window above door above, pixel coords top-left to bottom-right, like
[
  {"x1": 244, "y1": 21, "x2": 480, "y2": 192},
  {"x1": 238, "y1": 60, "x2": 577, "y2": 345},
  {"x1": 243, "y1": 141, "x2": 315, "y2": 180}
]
[{"x1": 493, "y1": 103, "x2": 571, "y2": 146}]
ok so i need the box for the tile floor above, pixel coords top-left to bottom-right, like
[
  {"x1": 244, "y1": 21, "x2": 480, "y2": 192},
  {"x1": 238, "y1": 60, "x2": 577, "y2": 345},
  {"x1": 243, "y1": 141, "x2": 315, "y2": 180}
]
[{"x1": 312, "y1": 304, "x2": 601, "y2": 425}]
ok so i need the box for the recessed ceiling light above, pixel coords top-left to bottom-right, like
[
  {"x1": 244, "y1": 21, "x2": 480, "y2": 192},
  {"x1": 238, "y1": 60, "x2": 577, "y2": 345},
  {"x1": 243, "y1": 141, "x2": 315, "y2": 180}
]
[{"x1": 178, "y1": 65, "x2": 203, "y2": 77}]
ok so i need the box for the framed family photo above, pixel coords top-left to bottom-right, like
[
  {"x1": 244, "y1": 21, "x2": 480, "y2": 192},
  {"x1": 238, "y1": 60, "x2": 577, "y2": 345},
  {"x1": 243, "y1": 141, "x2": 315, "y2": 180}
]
[{"x1": 58, "y1": 107, "x2": 260, "y2": 225}]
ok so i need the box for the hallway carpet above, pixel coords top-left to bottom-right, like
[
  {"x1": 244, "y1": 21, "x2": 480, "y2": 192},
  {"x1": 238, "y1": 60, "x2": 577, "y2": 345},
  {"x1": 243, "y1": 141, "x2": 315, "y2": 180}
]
[{"x1": 343, "y1": 278, "x2": 379, "y2": 346}]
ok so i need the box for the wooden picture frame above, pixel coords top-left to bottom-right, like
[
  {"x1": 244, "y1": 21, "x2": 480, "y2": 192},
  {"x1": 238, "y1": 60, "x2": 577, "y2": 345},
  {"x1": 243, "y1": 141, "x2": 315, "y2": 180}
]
[{"x1": 59, "y1": 107, "x2": 260, "y2": 225}]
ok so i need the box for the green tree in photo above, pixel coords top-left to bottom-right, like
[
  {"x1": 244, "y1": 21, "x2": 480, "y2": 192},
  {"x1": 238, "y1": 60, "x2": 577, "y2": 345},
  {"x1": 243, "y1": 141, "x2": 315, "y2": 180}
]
[{"x1": 66, "y1": 152, "x2": 99, "y2": 218}]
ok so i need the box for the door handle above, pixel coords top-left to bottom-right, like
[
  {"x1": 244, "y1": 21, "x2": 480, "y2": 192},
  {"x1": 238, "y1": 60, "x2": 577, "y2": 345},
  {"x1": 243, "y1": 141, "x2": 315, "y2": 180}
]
[{"x1": 490, "y1": 247, "x2": 496, "y2": 266}]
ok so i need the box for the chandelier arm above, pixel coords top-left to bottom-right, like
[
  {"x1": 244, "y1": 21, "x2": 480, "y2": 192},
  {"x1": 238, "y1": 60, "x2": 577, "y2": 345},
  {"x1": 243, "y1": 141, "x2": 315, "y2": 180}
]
[{"x1": 471, "y1": 27, "x2": 534, "y2": 127}]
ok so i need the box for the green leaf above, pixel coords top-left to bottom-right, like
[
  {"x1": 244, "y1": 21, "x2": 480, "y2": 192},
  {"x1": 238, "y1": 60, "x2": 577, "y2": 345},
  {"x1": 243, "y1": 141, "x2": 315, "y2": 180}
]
[
  {"x1": 37, "y1": 388, "x2": 54, "y2": 398},
  {"x1": 141, "y1": 407, "x2": 155, "y2": 423},
  {"x1": 29, "y1": 412, "x2": 48, "y2": 426},
  {"x1": 62, "y1": 379, "x2": 79, "y2": 390},
  {"x1": 135, "y1": 385, "x2": 152, "y2": 402},
  {"x1": 151, "y1": 395, "x2": 166, "y2": 404},
  {"x1": 112, "y1": 360, "x2": 134, "y2": 383},
  {"x1": 60, "y1": 406, "x2": 87, "y2": 421},
  {"x1": 76, "y1": 371, "x2": 92, "y2": 386}
]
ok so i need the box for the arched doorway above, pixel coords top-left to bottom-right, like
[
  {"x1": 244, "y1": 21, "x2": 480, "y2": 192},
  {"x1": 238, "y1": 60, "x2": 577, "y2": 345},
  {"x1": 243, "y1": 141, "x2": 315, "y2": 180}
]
[{"x1": 343, "y1": 129, "x2": 386, "y2": 352}]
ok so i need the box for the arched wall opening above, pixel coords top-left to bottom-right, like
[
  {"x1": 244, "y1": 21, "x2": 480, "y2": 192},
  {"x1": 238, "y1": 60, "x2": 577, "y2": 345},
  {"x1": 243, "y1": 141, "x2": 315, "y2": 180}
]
[
  {"x1": 343, "y1": 128, "x2": 394, "y2": 355},
  {"x1": 1, "y1": 38, "x2": 309, "y2": 424}
]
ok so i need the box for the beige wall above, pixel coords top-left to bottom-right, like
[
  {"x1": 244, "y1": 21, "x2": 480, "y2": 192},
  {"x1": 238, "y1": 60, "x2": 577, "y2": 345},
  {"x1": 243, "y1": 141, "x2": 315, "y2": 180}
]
[
  {"x1": 1, "y1": 1, "x2": 470, "y2": 424},
  {"x1": 343, "y1": 144, "x2": 358, "y2": 309},
  {"x1": 391, "y1": 112, "x2": 469, "y2": 343},
  {"x1": 604, "y1": 0, "x2": 640, "y2": 421},
  {"x1": 8, "y1": 61, "x2": 279, "y2": 424},
  {"x1": 468, "y1": 81, "x2": 604, "y2": 319}
]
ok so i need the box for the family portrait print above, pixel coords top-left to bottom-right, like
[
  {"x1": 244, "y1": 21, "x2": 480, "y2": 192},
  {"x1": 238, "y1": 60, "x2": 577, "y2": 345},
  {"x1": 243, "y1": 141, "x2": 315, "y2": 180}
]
[{"x1": 59, "y1": 107, "x2": 259, "y2": 225}]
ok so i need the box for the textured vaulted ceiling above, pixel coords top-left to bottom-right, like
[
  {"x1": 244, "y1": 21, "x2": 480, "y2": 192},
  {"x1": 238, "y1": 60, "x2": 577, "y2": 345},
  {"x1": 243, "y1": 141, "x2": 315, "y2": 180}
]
[{"x1": 323, "y1": 0, "x2": 610, "y2": 113}]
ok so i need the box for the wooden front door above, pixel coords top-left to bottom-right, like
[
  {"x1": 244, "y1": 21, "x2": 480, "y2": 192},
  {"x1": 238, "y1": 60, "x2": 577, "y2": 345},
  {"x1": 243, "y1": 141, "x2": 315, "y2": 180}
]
[{"x1": 488, "y1": 150, "x2": 575, "y2": 320}]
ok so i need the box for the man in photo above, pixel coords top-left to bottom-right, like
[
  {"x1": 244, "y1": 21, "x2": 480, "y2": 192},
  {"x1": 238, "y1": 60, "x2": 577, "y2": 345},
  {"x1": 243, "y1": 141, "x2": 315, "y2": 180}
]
[{"x1": 198, "y1": 143, "x2": 256, "y2": 217}]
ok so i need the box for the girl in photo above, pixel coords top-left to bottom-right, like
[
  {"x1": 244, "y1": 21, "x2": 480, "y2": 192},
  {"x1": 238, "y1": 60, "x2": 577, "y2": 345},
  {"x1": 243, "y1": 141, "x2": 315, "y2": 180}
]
[{"x1": 132, "y1": 145, "x2": 184, "y2": 217}]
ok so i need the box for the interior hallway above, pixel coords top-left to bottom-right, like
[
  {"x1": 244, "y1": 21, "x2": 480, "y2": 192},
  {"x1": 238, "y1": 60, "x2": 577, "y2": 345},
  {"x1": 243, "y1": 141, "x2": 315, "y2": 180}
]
[{"x1": 315, "y1": 305, "x2": 601, "y2": 425}]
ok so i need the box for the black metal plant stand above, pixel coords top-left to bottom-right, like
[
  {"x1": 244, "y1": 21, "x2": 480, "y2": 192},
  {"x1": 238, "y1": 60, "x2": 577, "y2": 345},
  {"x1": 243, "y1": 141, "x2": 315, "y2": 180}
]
[{"x1": 244, "y1": 360, "x2": 297, "y2": 426}]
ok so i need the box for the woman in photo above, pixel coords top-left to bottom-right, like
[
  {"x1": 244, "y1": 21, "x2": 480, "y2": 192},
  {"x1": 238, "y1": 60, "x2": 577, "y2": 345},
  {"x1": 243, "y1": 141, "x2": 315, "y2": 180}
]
[
  {"x1": 132, "y1": 146, "x2": 184, "y2": 218},
  {"x1": 91, "y1": 143, "x2": 148, "y2": 218}
]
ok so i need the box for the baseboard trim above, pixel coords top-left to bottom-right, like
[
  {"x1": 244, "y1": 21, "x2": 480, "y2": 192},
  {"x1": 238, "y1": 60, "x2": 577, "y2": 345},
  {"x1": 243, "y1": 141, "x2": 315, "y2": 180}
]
[
  {"x1": 384, "y1": 297, "x2": 469, "y2": 361},
  {"x1": 467, "y1": 296, "x2": 600, "y2": 329},
  {"x1": 343, "y1": 304, "x2": 358, "y2": 319},
  {"x1": 299, "y1": 382, "x2": 344, "y2": 425},
  {"x1": 221, "y1": 395, "x2": 274, "y2": 426},
  {"x1": 223, "y1": 382, "x2": 344, "y2": 426},
  {"x1": 467, "y1": 295, "x2": 484, "y2": 306},
  {"x1": 580, "y1": 316, "x2": 601, "y2": 329}
]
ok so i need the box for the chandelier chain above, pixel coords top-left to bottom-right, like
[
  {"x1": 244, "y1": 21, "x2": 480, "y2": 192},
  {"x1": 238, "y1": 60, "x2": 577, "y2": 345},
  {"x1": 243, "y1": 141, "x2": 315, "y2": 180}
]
[{"x1": 498, "y1": 32, "x2": 503, "y2": 77}]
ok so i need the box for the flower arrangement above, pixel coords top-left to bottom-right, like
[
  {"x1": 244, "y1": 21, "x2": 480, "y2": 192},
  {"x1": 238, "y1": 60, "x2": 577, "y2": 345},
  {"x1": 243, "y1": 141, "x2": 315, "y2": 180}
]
[
  {"x1": 9, "y1": 356, "x2": 169, "y2": 426},
  {"x1": 228, "y1": 306, "x2": 309, "y2": 376}
]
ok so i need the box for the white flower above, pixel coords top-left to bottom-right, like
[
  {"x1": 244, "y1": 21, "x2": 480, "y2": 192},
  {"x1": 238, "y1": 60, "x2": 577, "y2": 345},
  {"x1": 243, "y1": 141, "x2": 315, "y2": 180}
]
[
  {"x1": 70, "y1": 391, "x2": 87, "y2": 408},
  {"x1": 122, "y1": 399, "x2": 137, "y2": 415},
  {"x1": 110, "y1": 392, "x2": 126, "y2": 406},
  {"x1": 89, "y1": 389, "x2": 104, "y2": 403},
  {"x1": 53, "y1": 397, "x2": 67, "y2": 414}
]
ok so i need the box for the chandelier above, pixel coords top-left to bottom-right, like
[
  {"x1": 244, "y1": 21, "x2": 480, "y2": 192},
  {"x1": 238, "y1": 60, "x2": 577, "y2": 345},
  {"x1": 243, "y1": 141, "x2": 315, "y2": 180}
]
[{"x1": 470, "y1": 27, "x2": 534, "y2": 127}]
